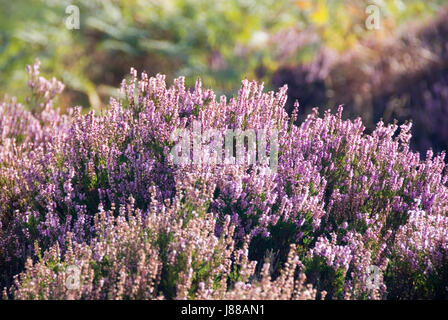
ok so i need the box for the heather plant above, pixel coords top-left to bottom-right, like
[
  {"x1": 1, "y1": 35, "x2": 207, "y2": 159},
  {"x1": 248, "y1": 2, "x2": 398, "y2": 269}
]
[
  {"x1": 1, "y1": 61, "x2": 448, "y2": 299},
  {"x1": 6, "y1": 199, "x2": 318, "y2": 300},
  {"x1": 386, "y1": 208, "x2": 448, "y2": 299}
]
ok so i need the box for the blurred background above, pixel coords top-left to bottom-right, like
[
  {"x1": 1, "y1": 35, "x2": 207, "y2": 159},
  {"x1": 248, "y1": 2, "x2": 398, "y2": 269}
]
[{"x1": 0, "y1": 0, "x2": 447, "y2": 153}]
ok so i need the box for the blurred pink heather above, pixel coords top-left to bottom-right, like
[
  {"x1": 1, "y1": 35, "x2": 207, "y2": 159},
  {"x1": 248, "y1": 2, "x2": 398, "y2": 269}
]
[{"x1": 1, "y1": 61, "x2": 448, "y2": 300}]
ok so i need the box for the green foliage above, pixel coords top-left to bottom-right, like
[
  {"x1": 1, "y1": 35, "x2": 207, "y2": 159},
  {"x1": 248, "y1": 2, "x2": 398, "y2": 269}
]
[
  {"x1": 303, "y1": 255, "x2": 346, "y2": 299},
  {"x1": 1, "y1": 0, "x2": 444, "y2": 109},
  {"x1": 386, "y1": 250, "x2": 448, "y2": 299},
  {"x1": 249, "y1": 220, "x2": 300, "y2": 277}
]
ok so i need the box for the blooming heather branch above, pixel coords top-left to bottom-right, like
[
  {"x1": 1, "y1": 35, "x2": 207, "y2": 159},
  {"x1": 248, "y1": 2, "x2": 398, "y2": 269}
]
[{"x1": 1, "y1": 61, "x2": 448, "y2": 299}]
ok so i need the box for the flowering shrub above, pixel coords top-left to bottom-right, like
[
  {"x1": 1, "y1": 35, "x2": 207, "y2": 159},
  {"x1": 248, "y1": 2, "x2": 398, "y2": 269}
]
[{"x1": 1, "y1": 61, "x2": 448, "y2": 300}]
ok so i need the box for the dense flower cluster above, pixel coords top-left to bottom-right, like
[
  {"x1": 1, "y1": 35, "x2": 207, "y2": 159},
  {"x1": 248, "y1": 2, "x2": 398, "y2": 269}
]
[{"x1": 1, "y1": 61, "x2": 447, "y2": 300}]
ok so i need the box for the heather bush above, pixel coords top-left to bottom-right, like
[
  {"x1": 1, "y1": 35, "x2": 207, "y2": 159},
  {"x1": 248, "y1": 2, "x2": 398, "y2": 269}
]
[
  {"x1": 6, "y1": 201, "x2": 318, "y2": 300},
  {"x1": 1, "y1": 61, "x2": 448, "y2": 299},
  {"x1": 386, "y1": 208, "x2": 448, "y2": 299}
]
